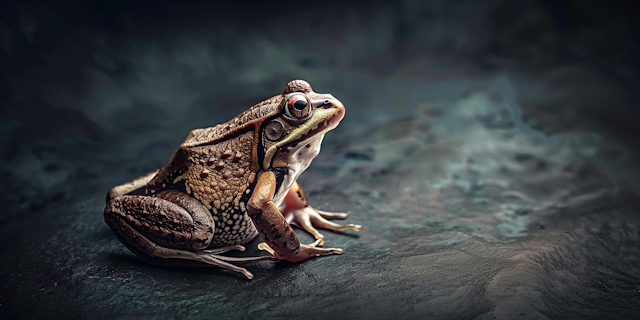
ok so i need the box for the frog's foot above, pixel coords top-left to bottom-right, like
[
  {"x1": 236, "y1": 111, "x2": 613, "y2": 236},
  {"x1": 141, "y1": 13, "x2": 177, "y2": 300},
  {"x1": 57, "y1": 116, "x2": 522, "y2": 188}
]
[
  {"x1": 283, "y1": 206, "x2": 362, "y2": 246},
  {"x1": 257, "y1": 238, "x2": 322, "y2": 256},
  {"x1": 248, "y1": 172, "x2": 348, "y2": 263},
  {"x1": 281, "y1": 181, "x2": 361, "y2": 246},
  {"x1": 257, "y1": 239, "x2": 342, "y2": 259}
]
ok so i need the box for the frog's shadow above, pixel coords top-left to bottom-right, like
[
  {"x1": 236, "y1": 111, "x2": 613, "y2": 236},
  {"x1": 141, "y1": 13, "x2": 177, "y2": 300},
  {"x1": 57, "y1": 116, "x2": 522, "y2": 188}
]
[
  {"x1": 106, "y1": 251, "x2": 332, "y2": 280},
  {"x1": 106, "y1": 252, "x2": 269, "y2": 280}
]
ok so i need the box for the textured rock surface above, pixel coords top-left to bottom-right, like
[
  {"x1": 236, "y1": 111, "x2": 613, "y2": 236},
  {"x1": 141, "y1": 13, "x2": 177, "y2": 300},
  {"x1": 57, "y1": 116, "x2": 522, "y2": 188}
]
[{"x1": 1, "y1": 1, "x2": 639, "y2": 319}]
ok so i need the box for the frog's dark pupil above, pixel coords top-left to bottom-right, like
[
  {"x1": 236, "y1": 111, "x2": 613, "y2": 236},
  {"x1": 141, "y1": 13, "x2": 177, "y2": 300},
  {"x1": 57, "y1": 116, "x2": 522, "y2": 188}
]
[{"x1": 293, "y1": 100, "x2": 307, "y2": 111}]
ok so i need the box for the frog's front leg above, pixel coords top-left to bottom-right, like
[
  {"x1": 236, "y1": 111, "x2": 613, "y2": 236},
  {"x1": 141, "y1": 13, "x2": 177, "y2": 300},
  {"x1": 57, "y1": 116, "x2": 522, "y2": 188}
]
[
  {"x1": 281, "y1": 181, "x2": 361, "y2": 246},
  {"x1": 247, "y1": 171, "x2": 343, "y2": 262},
  {"x1": 104, "y1": 190, "x2": 274, "y2": 279}
]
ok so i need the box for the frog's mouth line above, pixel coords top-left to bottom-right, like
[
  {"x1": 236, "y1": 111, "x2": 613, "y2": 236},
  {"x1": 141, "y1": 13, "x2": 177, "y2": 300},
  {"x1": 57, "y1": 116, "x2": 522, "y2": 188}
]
[
  {"x1": 282, "y1": 113, "x2": 340, "y2": 150},
  {"x1": 262, "y1": 106, "x2": 344, "y2": 169}
]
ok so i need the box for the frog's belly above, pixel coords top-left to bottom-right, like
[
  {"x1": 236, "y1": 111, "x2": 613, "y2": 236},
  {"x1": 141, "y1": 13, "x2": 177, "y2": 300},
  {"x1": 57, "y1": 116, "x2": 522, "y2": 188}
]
[
  {"x1": 209, "y1": 210, "x2": 259, "y2": 247},
  {"x1": 272, "y1": 135, "x2": 324, "y2": 206}
]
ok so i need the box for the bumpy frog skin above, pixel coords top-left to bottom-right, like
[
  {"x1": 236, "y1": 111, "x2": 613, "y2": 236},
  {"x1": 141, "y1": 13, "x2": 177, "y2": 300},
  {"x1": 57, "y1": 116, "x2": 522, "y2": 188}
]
[{"x1": 104, "y1": 80, "x2": 361, "y2": 279}]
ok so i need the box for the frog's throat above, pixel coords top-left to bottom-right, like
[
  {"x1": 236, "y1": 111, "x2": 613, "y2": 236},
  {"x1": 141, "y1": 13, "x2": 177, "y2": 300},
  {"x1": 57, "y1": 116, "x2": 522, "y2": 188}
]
[{"x1": 262, "y1": 108, "x2": 340, "y2": 170}]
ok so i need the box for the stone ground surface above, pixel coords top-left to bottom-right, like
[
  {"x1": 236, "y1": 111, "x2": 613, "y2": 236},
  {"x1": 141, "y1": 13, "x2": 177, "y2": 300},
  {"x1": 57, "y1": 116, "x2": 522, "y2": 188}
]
[{"x1": 1, "y1": 1, "x2": 640, "y2": 319}]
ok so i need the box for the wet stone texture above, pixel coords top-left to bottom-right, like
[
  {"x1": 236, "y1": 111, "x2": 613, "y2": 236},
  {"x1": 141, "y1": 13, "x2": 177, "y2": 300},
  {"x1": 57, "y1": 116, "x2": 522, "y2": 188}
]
[{"x1": 1, "y1": 1, "x2": 640, "y2": 319}]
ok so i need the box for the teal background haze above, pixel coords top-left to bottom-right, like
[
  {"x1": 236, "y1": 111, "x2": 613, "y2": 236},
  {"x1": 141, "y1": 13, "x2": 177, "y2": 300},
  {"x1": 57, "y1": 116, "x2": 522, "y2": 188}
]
[{"x1": 1, "y1": 1, "x2": 639, "y2": 319}]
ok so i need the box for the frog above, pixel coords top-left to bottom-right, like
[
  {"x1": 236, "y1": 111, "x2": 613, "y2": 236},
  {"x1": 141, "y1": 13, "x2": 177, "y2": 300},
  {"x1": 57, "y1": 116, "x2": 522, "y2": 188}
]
[{"x1": 104, "y1": 80, "x2": 361, "y2": 279}]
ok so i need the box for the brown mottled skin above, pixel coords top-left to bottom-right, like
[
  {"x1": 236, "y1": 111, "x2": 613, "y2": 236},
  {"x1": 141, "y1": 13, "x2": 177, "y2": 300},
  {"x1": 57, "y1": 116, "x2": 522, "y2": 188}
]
[{"x1": 104, "y1": 80, "x2": 361, "y2": 279}]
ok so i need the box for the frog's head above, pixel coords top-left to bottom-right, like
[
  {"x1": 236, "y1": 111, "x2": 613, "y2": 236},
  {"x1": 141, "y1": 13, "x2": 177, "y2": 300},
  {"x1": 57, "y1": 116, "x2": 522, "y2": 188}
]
[{"x1": 260, "y1": 80, "x2": 345, "y2": 170}]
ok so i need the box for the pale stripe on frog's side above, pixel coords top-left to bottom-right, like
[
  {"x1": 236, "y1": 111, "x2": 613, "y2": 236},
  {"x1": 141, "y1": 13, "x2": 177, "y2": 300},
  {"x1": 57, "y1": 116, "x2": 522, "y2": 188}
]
[{"x1": 103, "y1": 80, "x2": 361, "y2": 279}]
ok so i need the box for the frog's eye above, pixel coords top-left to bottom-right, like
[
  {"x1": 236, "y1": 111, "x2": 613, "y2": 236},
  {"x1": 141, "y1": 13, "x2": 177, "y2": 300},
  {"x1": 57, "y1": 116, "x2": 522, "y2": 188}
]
[
  {"x1": 264, "y1": 120, "x2": 285, "y2": 141},
  {"x1": 285, "y1": 94, "x2": 312, "y2": 120}
]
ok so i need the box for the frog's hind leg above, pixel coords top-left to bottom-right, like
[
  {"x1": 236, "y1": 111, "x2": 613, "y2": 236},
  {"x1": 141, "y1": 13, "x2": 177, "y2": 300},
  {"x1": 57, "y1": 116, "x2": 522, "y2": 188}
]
[
  {"x1": 281, "y1": 181, "x2": 361, "y2": 246},
  {"x1": 104, "y1": 190, "x2": 274, "y2": 279},
  {"x1": 106, "y1": 214, "x2": 271, "y2": 279}
]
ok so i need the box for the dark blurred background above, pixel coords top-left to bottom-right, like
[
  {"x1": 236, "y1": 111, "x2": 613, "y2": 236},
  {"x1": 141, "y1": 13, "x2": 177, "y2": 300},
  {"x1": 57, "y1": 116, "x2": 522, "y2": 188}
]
[
  {"x1": 1, "y1": 1, "x2": 639, "y2": 319},
  {"x1": 2, "y1": 0, "x2": 640, "y2": 159}
]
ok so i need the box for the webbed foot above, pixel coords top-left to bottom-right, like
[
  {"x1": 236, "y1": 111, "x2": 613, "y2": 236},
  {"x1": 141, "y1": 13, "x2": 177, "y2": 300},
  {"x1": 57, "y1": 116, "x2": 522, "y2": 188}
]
[{"x1": 284, "y1": 206, "x2": 361, "y2": 246}]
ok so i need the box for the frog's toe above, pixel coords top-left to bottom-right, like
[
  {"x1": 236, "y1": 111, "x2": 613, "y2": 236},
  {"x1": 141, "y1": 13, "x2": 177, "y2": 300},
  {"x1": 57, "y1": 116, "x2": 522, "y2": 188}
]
[
  {"x1": 286, "y1": 207, "x2": 326, "y2": 246},
  {"x1": 258, "y1": 241, "x2": 342, "y2": 261},
  {"x1": 283, "y1": 207, "x2": 361, "y2": 247},
  {"x1": 294, "y1": 206, "x2": 361, "y2": 232},
  {"x1": 308, "y1": 238, "x2": 323, "y2": 248},
  {"x1": 211, "y1": 253, "x2": 278, "y2": 263},
  {"x1": 309, "y1": 210, "x2": 362, "y2": 232},
  {"x1": 257, "y1": 240, "x2": 324, "y2": 254},
  {"x1": 315, "y1": 209, "x2": 349, "y2": 220},
  {"x1": 257, "y1": 242, "x2": 275, "y2": 256},
  {"x1": 203, "y1": 244, "x2": 246, "y2": 254}
]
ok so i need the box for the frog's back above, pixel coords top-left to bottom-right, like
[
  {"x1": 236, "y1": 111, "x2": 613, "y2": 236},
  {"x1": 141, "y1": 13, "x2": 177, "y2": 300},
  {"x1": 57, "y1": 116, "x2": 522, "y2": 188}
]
[
  {"x1": 181, "y1": 95, "x2": 283, "y2": 148},
  {"x1": 145, "y1": 95, "x2": 287, "y2": 246}
]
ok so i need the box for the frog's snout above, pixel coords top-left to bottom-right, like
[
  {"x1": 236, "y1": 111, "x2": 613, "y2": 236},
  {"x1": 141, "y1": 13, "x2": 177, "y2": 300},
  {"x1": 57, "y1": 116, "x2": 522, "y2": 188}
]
[{"x1": 322, "y1": 98, "x2": 345, "y2": 122}]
